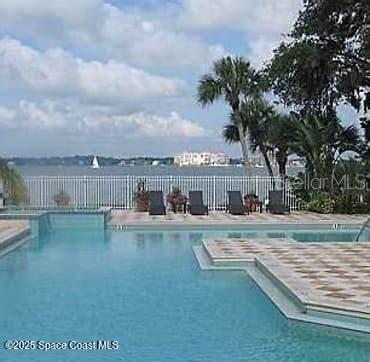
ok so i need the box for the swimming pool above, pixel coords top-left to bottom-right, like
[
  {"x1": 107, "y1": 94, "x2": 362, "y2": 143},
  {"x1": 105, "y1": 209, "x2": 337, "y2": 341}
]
[{"x1": 0, "y1": 222, "x2": 370, "y2": 361}]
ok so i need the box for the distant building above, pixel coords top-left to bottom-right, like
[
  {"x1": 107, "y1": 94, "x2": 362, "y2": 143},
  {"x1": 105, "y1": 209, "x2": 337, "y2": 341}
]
[{"x1": 174, "y1": 152, "x2": 229, "y2": 166}]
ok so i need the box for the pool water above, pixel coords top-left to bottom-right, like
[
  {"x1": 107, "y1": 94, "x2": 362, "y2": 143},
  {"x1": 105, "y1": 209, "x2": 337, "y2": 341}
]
[{"x1": 0, "y1": 225, "x2": 370, "y2": 361}]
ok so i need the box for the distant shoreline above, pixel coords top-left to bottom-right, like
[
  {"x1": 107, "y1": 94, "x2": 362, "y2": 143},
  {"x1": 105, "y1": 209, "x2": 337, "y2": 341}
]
[{"x1": 16, "y1": 165, "x2": 304, "y2": 177}]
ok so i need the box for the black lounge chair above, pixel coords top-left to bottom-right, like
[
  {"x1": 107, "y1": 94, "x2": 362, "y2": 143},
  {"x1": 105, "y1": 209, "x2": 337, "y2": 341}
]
[
  {"x1": 0, "y1": 178, "x2": 4, "y2": 210},
  {"x1": 227, "y1": 191, "x2": 245, "y2": 215},
  {"x1": 149, "y1": 191, "x2": 166, "y2": 215},
  {"x1": 267, "y1": 190, "x2": 290, "y2": 214},
  {"x1": 188, "y1": 191, "x2": 208, "y2": 215}
]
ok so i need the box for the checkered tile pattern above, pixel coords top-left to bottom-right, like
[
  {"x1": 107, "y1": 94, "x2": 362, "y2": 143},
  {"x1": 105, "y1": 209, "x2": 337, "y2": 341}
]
[
  {"x1": 204, "y1": 238, "x2": 370, "y2": 314},
  {"x1": 111, "y1": 210, "x2": 368, "y2": 227}
]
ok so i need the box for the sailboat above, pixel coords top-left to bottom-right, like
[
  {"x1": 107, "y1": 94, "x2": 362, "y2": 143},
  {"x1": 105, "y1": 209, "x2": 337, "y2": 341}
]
[{"x1": 91, "y1": 156, "x2": 100, "y2": 169}]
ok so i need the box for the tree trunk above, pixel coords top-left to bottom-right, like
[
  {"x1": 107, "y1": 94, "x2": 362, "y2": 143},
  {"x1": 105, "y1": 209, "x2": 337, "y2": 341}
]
[
  {"x1": 260, "y1": 145, "x2": 275, "y2": 189},
  {"x1": 236, "y1": 121, "x2": 251, "y2": 176},
  {"x1": 276, "y1": 149, "x2": 287, "y2": 177}
]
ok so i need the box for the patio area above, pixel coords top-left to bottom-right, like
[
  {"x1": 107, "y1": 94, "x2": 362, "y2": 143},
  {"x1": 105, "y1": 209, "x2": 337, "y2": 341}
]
[{"x1": 110, "y1": 210, "x2": 369, "y2": 227}]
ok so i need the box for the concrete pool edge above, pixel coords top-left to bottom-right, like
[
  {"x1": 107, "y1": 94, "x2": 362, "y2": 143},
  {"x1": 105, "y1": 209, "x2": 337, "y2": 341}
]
[
  {"x1": 112, "y1": 223, "x2": 363, "y2": 232},
  {"x1": 193, "y1": 245, "x2": 370, "y2": 334},
  {"x1": 0, "y1": 225, "x2": 32, "y2": 257}
]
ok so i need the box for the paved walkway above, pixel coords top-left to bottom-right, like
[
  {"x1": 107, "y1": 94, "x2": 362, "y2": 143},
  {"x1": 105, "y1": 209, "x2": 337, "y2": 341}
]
[{"x1": 111, "y1": 210, "x2": 369, "y2": 227}]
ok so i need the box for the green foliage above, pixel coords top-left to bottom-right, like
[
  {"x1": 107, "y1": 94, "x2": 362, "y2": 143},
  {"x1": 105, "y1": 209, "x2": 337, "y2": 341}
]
[
  {"x1": 269, "y1": 40, "x2": 336, "y2": 112},
  {"x1": 267, "y1": 114, "x2": 295, "y2": 176},
  {"x1": 288, "y1": 113, "x2": 361, "y2": 180},
  {"x1": 223, "y1": 99, "x2": 283, "y2": 178},
  {"x1": 197, "y1": 56, "x2": 267, "y2": 109},
  {"x1": 334, "y1": 191, "x2": 369, "y2": 214},
  {"x1": 293, "y1": 160, "x2": 369, "y2": 214},
  {"x1": 197, "y1": 56, "x2": 268, "y2": 174},
  {"x1": 332, "y1": 160, "x2": 369, "y2": 213},
  {"x1": 301, "y1": 192, "x2": 335, "y2": 214},
  {"x1": 268, "y1": 0, "x2": 370, "y2": 112},
  {"x1": 0, "y1": 158, "x2": 27, "y2": 205}
]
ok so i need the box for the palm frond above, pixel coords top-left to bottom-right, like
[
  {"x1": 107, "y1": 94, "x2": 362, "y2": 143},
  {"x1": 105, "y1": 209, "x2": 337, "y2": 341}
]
[
  {"x1": 222, "y1": 123, "x2": 240, "y2": 144},
  {"x1": 197, "y1": 74, "x2": 222, "y2": 106}
]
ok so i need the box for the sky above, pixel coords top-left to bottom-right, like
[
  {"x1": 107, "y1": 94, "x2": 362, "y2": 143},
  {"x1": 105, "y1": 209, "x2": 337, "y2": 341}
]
[{"x1": 0, "y1": 0, "x2": 307, "y2": 157}]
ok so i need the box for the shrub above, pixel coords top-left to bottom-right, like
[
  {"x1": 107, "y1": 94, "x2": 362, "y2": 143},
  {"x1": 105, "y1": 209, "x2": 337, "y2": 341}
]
[
  {"x1": 301, "y1": 192, "x2": 334, "y2": 214},
  {"x1": 334, "y1": 191, "x2": 369, "y2": 214}
]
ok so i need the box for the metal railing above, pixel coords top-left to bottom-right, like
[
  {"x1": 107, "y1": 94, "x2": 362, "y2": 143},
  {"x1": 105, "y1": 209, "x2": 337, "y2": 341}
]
[{"x1": 23, "y1": 176, "x2": 298, "y2": 210}]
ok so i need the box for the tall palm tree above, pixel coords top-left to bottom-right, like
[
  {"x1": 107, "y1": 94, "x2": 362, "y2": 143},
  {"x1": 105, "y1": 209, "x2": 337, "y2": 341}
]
[
  {"x1": 223, "y1": 100, "x2": 276, "y2": 186},
  {"x1": 245, "y1": 100, "x2": 275, "y2": 178},
  {"x1": 197, "y1": 56, "x2": 267, "y2": 175}
]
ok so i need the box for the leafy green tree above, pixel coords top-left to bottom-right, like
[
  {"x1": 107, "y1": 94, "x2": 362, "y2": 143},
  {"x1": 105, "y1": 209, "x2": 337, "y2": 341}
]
[
  {"x1": 197, "y1": 56, "x2": 267, "y2": 175},
  {"x1": 269, "y1": 0, "x2": 370, "y2": 114}
]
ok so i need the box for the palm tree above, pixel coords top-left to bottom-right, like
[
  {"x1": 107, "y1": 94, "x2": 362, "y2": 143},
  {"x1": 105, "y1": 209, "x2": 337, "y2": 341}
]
[
  {"x1": 223, "y1": 100, "x2": 276, "y2": 186},
  {"x1": 0, "y1": 158, "x2": 27, "y2": 205},
  {"x1": 197, "y1": 56, "x2": 267, "y2": 175},
  {"x1": 289, "y1": 113, "x2": 361, "y2": 184},
  {"x1": 267, "y1": 113, "x2": 296, "y2": 177},
  {"x1": 245, "y1": 100, "x2": 276, "y2": 179}
]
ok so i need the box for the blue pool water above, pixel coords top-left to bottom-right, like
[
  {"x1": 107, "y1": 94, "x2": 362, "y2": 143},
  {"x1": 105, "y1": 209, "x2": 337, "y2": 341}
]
[{"x1": 0, "y1": 223, "x2": 370, "y2": 361}]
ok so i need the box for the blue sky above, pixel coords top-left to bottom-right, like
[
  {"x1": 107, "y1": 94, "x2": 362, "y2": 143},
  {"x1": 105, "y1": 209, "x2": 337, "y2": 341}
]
[{"x1": 0, "y1": 0, "x2": 307, "y2": 157}]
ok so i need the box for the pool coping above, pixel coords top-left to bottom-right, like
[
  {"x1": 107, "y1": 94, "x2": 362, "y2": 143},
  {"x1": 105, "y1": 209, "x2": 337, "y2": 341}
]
[
  {"x1": 193, "y1": 244, "x2": 370, "y2": 334},
  {"x1": 0, "y1": 224, "x2": 32, "y2": 257},
  {"x1": 111, "y1": 222, "x2": 363, "y2": 231}
]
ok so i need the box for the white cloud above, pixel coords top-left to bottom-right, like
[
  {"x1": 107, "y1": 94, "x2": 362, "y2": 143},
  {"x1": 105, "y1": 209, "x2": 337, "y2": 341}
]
[
  {"x1": 18, "y1": 100, "x2": 68, "y2": 128},
  {"x1": 0, "y1": 0, "x2": 103, "y2": 36},
  {"x1": 0, "y1": 105, "x2": 16, "y2": 125},
  {"x1": 122, "y1": 112, "x2": 207, "y2": 138},
  {"x1": 1, "y1": 100, "x2": 207, "y2": 138},
  {"x1": 181, "y1": 0, "x2": 300, "y2": 33},
  {"x1": 100, "y1": 5, "x2": 226, "y2": 69},
  {"x1": 0, "y1": 37, "x2": 184, "y2": 103},
  {"x1": 180, "y1": 0, "x2": 301, "y2": 66},
  {"x1": 0, "y1": 1, "x2": 226, "y2": 70},
  {"x1": 248, "y1": 36, "x2": 284, "y2": 67},
  {"x1": 0, "y1": 0, "x2": 304, "y2": 156},
  {"x1": 82, "y1": 111, "x2": 207, "y2": 138}
]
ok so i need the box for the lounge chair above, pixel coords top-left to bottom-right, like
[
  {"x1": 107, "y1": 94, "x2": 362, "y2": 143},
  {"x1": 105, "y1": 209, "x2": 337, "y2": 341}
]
[
  {"x1": 188, "y1": 191, "x2": 208, "y2": 215},
  {"x1": 149, "y1": 191, "x2": 166, "y2": 215},
  {"x1": 227, "y1": 191, "x2": 245, "y2": 215},
  {"x1": 266, "y1": 190, "x2": 290, "y2": 214}
]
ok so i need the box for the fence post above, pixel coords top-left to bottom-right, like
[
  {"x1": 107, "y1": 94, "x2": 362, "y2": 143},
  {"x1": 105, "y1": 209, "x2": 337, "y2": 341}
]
[
  {"x1": 213, "y1": 176, "x2": 216, "y2": 211},
  {"x1": 84, "y1": 176, "x2": 87, "y2": 209}
]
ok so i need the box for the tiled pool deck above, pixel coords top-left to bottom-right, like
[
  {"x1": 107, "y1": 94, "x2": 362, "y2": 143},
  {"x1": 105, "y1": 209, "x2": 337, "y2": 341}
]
[
  {"x1": 111, "y1": 210, "x2": 369, "y2": 227},
  {"x1": 198, "y1": 236, "x2": 370, "y2": 333},
  {"x1": 0, "y1": 219, "x2": 30, "y2": 254}
]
